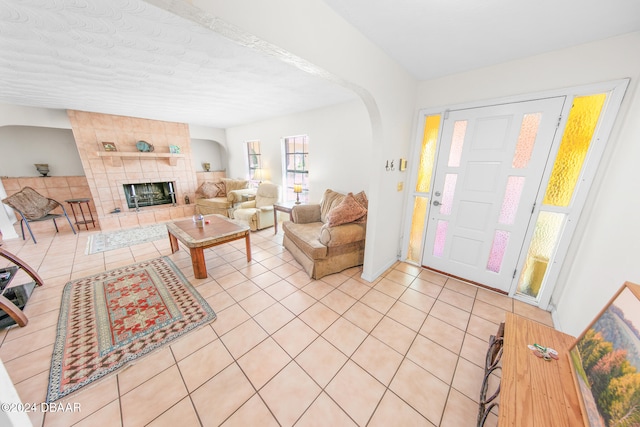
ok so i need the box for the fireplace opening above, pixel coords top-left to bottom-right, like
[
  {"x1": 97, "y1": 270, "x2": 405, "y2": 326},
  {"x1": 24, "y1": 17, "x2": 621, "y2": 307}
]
[{"x1": 123, "y1": 182, "x2": 175, "y2": 209}]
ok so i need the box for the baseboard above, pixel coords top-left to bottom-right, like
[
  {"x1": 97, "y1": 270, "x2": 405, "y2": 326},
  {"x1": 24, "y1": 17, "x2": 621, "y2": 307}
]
[{"x1": 361, "y1": 256, "x2": 398, "y2": 283}]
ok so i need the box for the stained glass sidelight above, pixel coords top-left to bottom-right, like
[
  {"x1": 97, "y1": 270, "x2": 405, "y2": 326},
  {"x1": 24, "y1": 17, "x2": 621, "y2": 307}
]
[
  {"x1": 440, "y1": 174, "x2": 457, "y2": 215},
  {"x1": 516, "y1": 211, "x2": 565, "y2": 298},
  {"x1": 433, "y1": 220, "x2": 448, "y2": 257},
  {"x1": 416, "y1": 115, "x2": 441, "y2": 193},
  {"x1": 407, "y1": 196, "x2": 428, "y2": 263},
  {"x1": 448, "y1": 121, "x2": 467, "y2": 167},
  {"x1": 512, "y1": 113, "x2": 541, "y2": 168},
  {"x1": 498, "y1": 176, "x2": 525, "y2": 225},
  {"x1": 543, "y1": 94, "x2": 606, "y2": 207},
  {"x1": 487, "y1": 230, "x2": 510, "y2": 273}
]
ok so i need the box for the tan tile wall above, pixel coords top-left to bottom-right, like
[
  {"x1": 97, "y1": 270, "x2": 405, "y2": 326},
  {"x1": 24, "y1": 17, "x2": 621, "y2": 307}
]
[
  {"x1": 195, "y1": 171, "x2": 227, "y2": 187},
  {"x1": 1, "y1": 176, "x2": 99, "y2": 234},
  {"x1": 67, "y1": 110, "x2": 198, "y2": 230},
  {"x1": 2, "y1": 176, "x2": 92, "y2": 203}
]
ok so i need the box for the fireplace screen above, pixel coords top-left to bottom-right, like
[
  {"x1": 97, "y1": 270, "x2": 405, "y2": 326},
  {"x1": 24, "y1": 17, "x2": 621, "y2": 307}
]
[{"x1": 123, "y1": 182, "x2": 175, "y2": 209}]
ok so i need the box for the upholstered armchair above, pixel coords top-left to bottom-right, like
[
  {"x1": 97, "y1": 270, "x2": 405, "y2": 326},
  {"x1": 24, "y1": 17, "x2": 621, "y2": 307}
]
[
  {"x1": 232, "y1": 182, "x2": 279, "y2": 231},
  {"x1": 282, "y1": 189, "x2": 367, "y2": 279}
]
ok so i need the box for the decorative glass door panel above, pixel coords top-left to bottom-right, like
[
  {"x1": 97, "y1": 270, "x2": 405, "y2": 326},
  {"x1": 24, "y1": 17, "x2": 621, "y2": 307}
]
[
  {"x1": 406, "y1": 114, "x2": 441, "y2": 263},
  {"x1": 516, "y1": 93, "x2": 607, "y2": 299},
  {"x1": 421, "y1": 98, "x2": 566, "y2": 292}
]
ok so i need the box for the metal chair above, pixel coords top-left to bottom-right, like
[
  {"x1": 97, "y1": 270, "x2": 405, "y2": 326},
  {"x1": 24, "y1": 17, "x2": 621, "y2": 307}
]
[{"x1": 2, "y1": 187, "x2": 76, "y2": 243}]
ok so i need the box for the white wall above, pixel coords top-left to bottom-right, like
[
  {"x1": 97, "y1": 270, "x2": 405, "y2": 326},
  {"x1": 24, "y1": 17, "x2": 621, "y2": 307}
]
[
  {"x1": 0, "y1": 103, "x2": 71, "y2": 129},
  {"x1": 190, "y1": 138, "x2": 227, "y2": 173},
  {"x1": 0, "y1": 105, "x2": 230, "y2": 178},
  {"x1": 0, "y1": 126, "x2": 84, "y2": 177},
  {"x1": 188, "y1": 125, "x2": 228, "y2": 172},
  {"x1": 0, "y1": 358, "x2": 31, "y2": 427},
  {"x1": 415, "y1": 32, "x2": 640, "y2": 336},
  {"x1": 173, "y1": 0, "x2": 419, "y2": 280},
  {"x1": 225, "y1": 100, "x2": 372, "y2": 202}
]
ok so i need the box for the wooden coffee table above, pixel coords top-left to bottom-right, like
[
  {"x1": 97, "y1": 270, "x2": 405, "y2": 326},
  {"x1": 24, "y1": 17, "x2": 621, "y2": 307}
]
[{"x1": 166, "y1": 215, "x2": 251, "y2": 279}]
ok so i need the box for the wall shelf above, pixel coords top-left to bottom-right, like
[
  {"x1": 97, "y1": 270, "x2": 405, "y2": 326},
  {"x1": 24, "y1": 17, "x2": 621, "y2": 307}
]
[{"x1": 96, "y1": 151, "x2": 185, "y2": 167}]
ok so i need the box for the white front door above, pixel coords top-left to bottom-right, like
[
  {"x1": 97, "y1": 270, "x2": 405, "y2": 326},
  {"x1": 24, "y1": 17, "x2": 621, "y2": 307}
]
[{"x1": 421, "y1": 97, "x2": 566, "y2": 292}]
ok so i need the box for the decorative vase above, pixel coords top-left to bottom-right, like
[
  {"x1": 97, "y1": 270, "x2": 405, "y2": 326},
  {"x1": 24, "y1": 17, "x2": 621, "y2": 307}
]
[
  {"x1": 136, "y1": 140, "x2": 154, "y2": 152},
  {"x1": 34, "y1": 163, "x2": 49, "y2": 177}
]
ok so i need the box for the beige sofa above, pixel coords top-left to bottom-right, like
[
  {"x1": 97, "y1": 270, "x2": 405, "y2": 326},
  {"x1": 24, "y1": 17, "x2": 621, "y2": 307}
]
[
  {"x1": 194, "y1": 178, "x2": 256, "y2": 217},
  {"x1": 282, "y1": 189, "x2": 367, "y2": 279}
]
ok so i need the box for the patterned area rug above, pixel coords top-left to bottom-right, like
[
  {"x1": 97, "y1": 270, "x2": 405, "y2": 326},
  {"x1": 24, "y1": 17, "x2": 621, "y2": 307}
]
[
  {"x1": 86, "y1": 223, "x2": 168, "y2": 254},
  {"x1": 46, "y1": 257, "x2": 216, "y2": 402}
]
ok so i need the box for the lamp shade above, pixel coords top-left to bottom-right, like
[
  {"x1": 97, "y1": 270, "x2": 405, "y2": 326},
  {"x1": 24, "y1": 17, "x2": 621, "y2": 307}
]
[{"x1": 293, "y1": 184, "x2": 303, "y2": 194}]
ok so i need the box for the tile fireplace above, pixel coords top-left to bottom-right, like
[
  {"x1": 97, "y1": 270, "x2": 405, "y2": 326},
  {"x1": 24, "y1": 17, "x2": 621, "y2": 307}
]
[
  {"x1": 123, "y1": 182, "x2": 176, "y2": 210},
  {"x1": 68, "y1": 110, "x2": 199, "y2": 230}
]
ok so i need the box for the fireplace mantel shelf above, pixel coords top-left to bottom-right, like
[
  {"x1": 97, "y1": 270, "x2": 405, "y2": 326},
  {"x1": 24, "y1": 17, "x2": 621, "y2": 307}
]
[{"x1": 96, "y1": 151, "x2": 185, "y2": 167}]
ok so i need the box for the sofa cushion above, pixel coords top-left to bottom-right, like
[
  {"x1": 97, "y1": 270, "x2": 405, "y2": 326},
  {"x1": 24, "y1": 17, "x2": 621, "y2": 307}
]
[
  {"x1": 353, "y1": 191, "x2": 368, "y2": 223},
  {"x1": 319, "y1": 189, "x2": 346, "y2": 223},
  {"x1": 195, "y1": 197, "x2": 230, "y2": 209},
  {"x1": 215, "y1": 182, "x2": 226, "y2": 196},
  {"x1": 292, "y1": 204, "x2": 322, "y2": 224},
  {"x1": 255, "y1": 182, "x2": 279, "y2": 208},
  {"x1": 195, "y1": 181, "x2": 223, "y2": 199},
  {"x1": 326, "y1": 193, "x2": 367, "y2": 227},
  {"x1": 319, "y1": 222, "x2": 367, "y2": 246},
  {"x1": 222, "y1": 178, "x2": 248, "y2": 194},
  {"x1": 281, "y1": 221, "x2": 328, "y2": 259}
]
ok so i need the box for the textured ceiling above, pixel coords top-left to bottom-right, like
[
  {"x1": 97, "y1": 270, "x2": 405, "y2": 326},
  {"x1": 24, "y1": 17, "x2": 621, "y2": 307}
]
[
  {"x1": 323, "y1": 0, "x2": 640, "y2": 80},
  {"x1": 1, "y1": 1, "x2": 640, "y2": 129},
  {"x1": 0, "y1": 0, "x2": 357, "y2": 128}
]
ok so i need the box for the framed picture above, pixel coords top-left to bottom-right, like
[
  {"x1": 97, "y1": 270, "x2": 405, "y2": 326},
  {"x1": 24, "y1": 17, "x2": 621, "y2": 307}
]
[
  {"x1": 102, "y1": 142, "x2": 117, "y2": 152},
  {"x1": 569, "y1": 281, "x2": 640, "y2": 426}
]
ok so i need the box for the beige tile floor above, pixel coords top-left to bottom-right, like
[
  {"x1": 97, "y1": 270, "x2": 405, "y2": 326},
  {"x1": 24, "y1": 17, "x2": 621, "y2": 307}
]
[{"x1": 0, "y1": 218, "x2": 554, "y2": 427}]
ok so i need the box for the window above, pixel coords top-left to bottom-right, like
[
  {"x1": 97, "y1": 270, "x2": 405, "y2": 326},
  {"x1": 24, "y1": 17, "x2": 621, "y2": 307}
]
[
  {"x1": 283, "y1": 135, "x2": 308, "y2": 203},
  {"x1": 246, "y1": 140, "x2": 262, "y2": 183}
]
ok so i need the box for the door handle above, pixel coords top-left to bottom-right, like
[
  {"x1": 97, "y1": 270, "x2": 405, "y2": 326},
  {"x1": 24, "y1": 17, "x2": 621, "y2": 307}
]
[{"x1": 433, "y1": 200, "x2": 442, "y2": 206}]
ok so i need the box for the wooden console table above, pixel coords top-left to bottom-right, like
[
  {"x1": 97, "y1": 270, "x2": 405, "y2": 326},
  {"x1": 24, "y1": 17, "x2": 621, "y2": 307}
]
[
  {"x1": 479, "y1": 312, "x2": 584, "y2": 426},
  {"x1": 0, "y1": 247, "x2": 44, "y2": 327}
]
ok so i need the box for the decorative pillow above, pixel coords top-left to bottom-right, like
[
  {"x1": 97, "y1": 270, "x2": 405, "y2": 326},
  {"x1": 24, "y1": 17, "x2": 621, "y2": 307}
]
[
  {"x1": 326, "y1": 192, "x2": 368, "y2": 227},
  {"x1": 353, "y1": 191, "x2": 368, "y2": 209},
  {"x1": 352, "y1": 191, "x2": 368, "y2": 223},
  {"x1": 195, "y1": 182, "x2": 222, "y2": 199},
  {"x1": 215, "y1": 182, "x2": 226, "y2": 197},
  {"x1": 221, "y1": 178, "x2": 248, "y2": 193}
]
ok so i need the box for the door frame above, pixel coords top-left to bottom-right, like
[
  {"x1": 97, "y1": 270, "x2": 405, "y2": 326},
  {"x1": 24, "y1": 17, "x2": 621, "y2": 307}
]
[{"x1": 402, "y1": 79, "x2": 629, "y2": 309}]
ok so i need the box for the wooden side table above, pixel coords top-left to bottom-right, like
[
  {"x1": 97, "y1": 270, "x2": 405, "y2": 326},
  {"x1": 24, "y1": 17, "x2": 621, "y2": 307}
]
[
  {"x1": 273, "y1": 201, "x2": 299, "y2": 234},
  {"x1": 65, "y1": 198, "x2": 96, "y2": 230}
]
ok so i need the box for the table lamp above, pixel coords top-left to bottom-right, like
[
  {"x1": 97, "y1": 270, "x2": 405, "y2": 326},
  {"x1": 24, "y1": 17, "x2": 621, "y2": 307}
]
[{"x1": 293, "y1": 184, "x2": 303, "y2": 204}]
